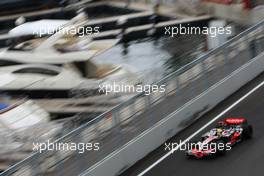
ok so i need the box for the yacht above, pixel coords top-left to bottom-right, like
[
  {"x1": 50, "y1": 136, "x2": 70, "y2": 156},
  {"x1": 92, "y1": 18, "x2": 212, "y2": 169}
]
[
  {"x1": 0, "y1": 13, "x2": 140, "y2": 97},
  {"x1": 0, "y1": 98, "x2": 67, "y2": 171}
]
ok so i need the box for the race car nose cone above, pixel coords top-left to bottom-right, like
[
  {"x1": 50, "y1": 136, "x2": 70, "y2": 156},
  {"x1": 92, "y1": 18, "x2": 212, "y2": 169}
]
[{"x1": 195, "y1": 151, "x2": 204, "y2": 158}]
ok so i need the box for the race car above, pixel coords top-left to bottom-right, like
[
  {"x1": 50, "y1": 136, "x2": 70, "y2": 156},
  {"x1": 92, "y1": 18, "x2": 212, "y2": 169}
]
[{"x1": 186, "y1": 117, "x2": 253, "y2": 158}]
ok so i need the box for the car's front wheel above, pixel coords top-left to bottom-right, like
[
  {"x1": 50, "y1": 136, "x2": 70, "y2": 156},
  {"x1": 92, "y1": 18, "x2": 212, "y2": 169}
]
[{"x1": 215, "y1": 140, "x2": 226, "y2": 156}]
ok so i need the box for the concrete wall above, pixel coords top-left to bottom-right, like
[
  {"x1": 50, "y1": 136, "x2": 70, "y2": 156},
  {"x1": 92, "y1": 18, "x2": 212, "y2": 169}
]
[{"x1": 81, "y1": 52, "x2": 264, "y2": 176}]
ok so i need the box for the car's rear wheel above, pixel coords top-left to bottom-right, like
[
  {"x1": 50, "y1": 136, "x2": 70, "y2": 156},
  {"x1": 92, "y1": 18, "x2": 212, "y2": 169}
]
[
  {"x1": 243, "y1": 125, "x2": 253, "y2": 139},
  {"x1": 185, "y1": 153, "x2": 192, "y2": 159}
]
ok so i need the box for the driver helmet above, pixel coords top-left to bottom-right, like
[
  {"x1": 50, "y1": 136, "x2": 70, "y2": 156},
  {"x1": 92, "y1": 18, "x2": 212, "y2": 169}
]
[{"x1": 216, "y1": 128, "x2": 223, "y2": 136}]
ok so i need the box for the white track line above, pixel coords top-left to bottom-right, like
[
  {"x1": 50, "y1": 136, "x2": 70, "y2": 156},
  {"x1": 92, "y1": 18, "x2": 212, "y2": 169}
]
[{"x1": 138, "y1": 79, "x2": 264, "y2": 176}]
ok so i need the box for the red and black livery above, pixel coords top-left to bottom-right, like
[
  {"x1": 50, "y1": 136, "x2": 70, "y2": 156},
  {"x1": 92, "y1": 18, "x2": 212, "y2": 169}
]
[{"x1": 186, "y1": 117, "x2": 253, "y2": 158}]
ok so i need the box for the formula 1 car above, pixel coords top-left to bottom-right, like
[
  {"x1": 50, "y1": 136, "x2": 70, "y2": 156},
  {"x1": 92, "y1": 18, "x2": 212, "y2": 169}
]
[{"x1": 186, "y1": 118, "x2": 253, "y2": 158}]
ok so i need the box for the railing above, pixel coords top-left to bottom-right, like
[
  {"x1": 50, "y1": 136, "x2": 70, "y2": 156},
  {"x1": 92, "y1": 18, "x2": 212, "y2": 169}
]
[{"x1": 1, "y1": 20, "x2": 264, "y2": 176}]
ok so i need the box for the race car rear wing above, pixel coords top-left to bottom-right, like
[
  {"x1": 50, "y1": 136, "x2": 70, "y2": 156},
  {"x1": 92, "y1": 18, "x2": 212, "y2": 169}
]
[{"x1": 224, "y1": 118, "x2": 247, "y2": 125}]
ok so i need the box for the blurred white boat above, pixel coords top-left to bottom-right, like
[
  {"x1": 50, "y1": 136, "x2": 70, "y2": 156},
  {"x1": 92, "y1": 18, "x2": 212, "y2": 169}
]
[
  {"x1": 0, "y1": 100, "x2": 49, "y2": 130},
  {"x1": 0, "y1": 62, "x2": 139, "y2": 95},
  {"x1": 4, "y1": 12, "x2": 119, "y2": 60},
  {"x1": 0, "y1": 99, "x2": 66, "y2": 165},
  {"x1": 9, "y1": 12, "x2": 90, "y2": 38},
  {"x1": 8, "y1": 19, "x2": 69, "y2": 37},
  {"x1": 0, "y1": 12, "x2": 140, "y2": 93}
]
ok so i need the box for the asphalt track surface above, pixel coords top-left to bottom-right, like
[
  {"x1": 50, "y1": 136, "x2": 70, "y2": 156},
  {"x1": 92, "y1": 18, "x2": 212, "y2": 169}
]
[{"x1": 122, "y1": 71, "x2": 264, "y2": 176}]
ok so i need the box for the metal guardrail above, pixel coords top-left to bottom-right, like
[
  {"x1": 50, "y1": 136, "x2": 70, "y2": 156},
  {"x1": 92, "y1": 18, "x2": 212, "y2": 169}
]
[{"x1": 1, "y1": 20, "x2": 264, "y2": 175}]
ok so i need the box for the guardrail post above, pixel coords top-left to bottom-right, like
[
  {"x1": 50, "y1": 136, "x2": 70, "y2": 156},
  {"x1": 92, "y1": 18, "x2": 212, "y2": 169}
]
[
  {"x1": 145, "y1": 94, "x2": 153, "y2": 128},
  {"x1": 223, "y1": 46, "x2": 229, "y2": 63},
  {"x1": 175, "y1": 76, "x2": 180, "y2": 91},
  {"x1": 223, "y1": 46, "x2": 230, "y2": 78},
  {"x1": 249, "y1": 39, "x2": 257, "y2": 58},
  {"x1": 31, "y1": 160, "x2": 40, "y2": 176},
  {"x1": 201, "y1": 61, "x2": 209, "y2": 89},
  {"x1": 112, "y1": 109, "x2": 123, "y2": 148},
  {"x1": 175, "y1": 75, "x2": 182, "y2": 100},
  {"x1": 130, "y1": 99, "x2": 136, "y2": 117},
  {"x1": 189, "y1": 69, "x2": 196, "y2": 98},
  {"x1": 128, "y1": 99, "x2": 140, "y2": 133},
  {"x1": 255, "y1": 37, "x2": 263, "y2": 55}
]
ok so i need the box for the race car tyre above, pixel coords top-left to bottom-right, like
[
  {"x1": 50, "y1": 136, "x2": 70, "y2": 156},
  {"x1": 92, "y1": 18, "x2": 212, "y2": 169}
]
[
  {"x1": 243, "y1": 125, "x2": 253, "y2": 139},
  {"x1": 185, "y1": 153, "x2": 192, "y2": 159},
  {"x1": 215, "y1": 140, "x2": 226, "y2": 156}
]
